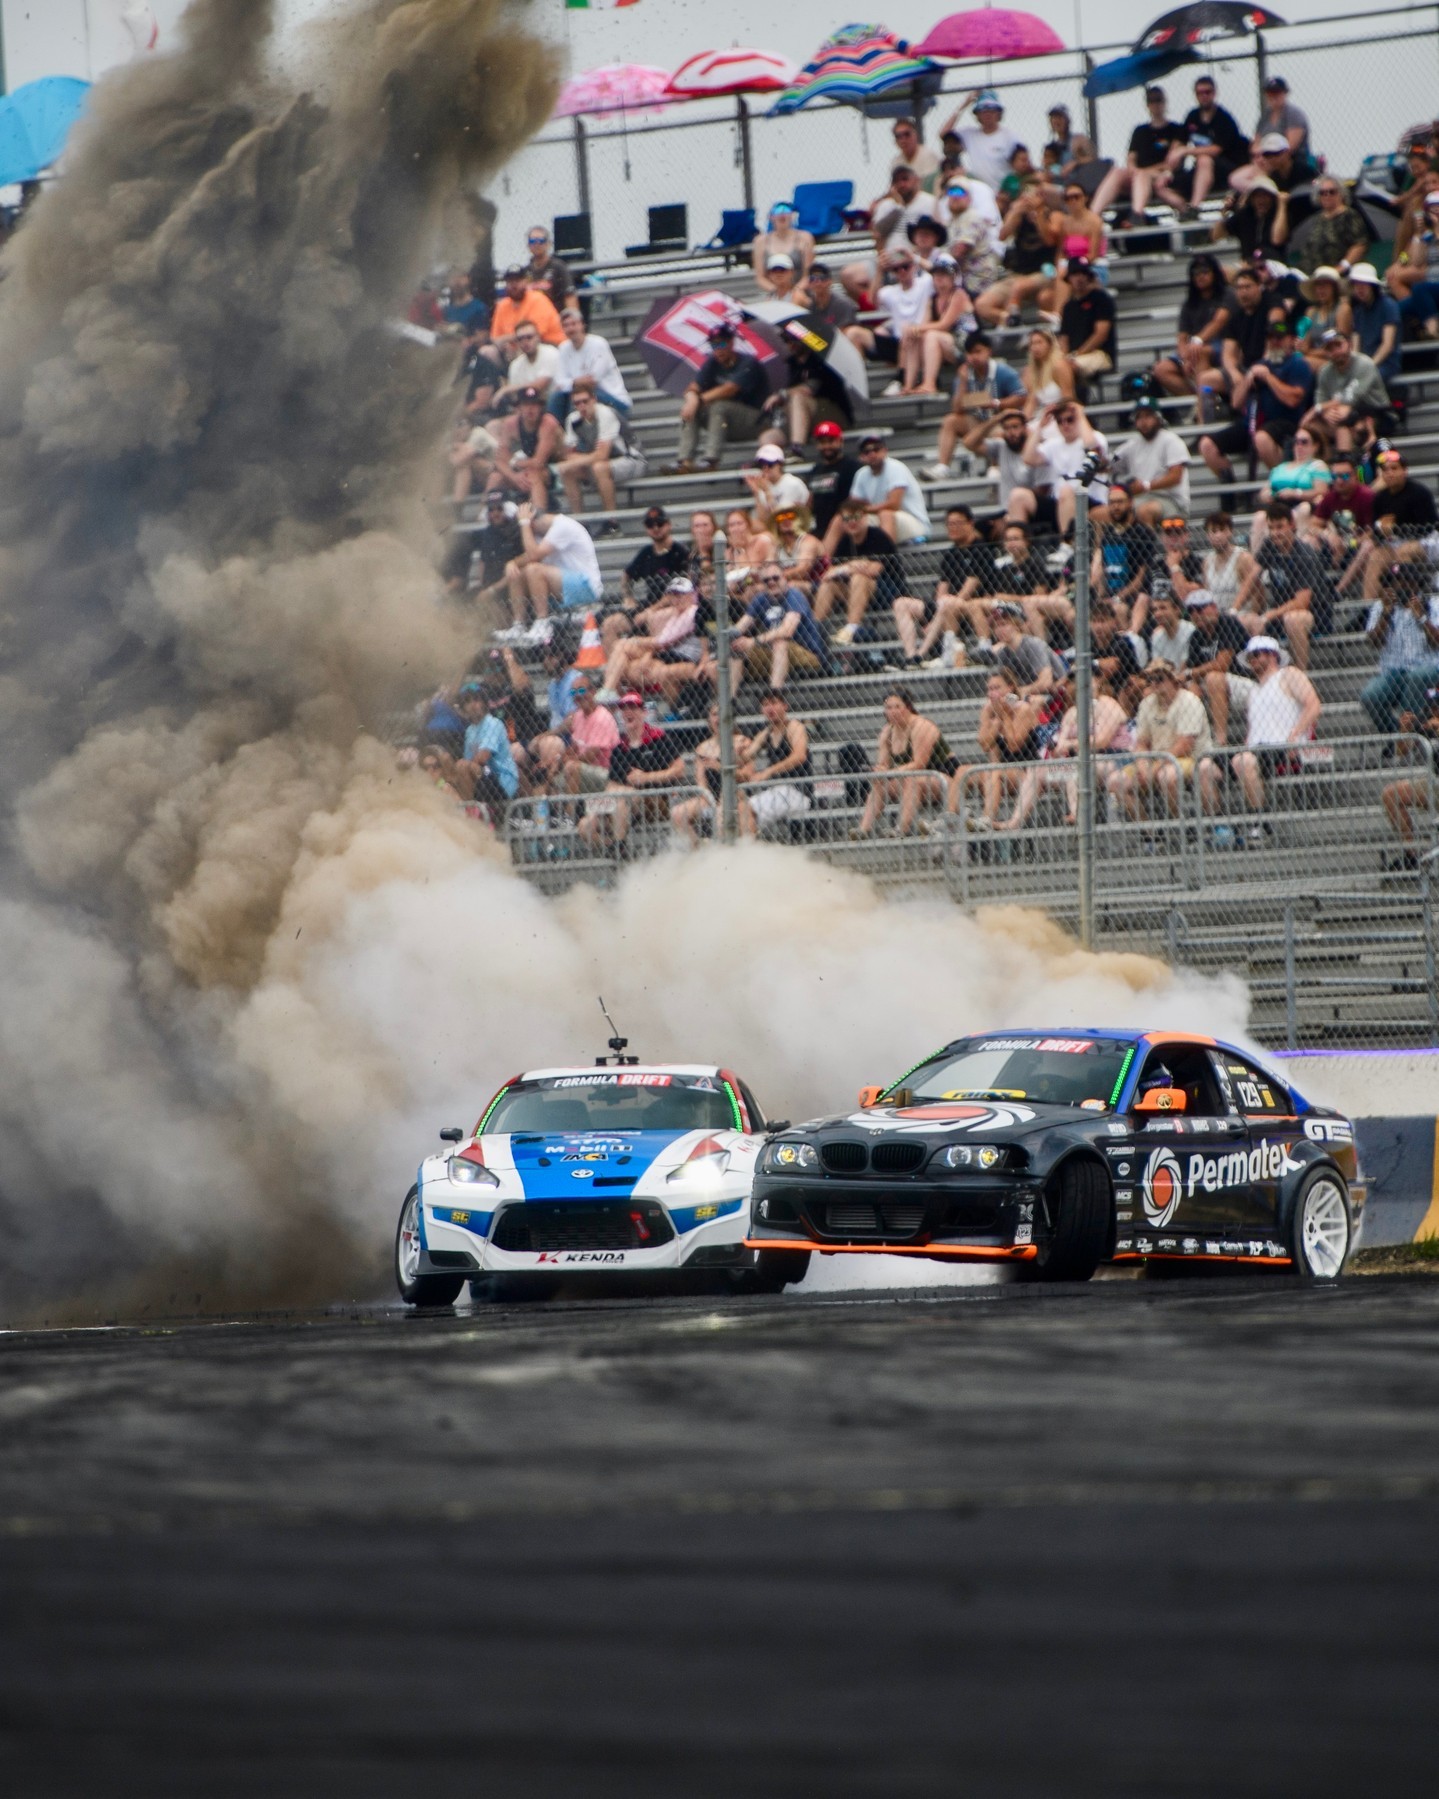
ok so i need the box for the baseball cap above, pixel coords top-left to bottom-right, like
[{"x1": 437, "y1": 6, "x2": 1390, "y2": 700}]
[
  {"x1": 1160, "y1": 515, "x2": 1186, "y2": 531},
  {"x1": 1067, "y1": 256, "x2": 1094, "y2": 277},
  {"x1": 1318, "y1": 328, "x2": 1344, "y2": 347},
  {"x1": 1241, "y1": 633, "x2": 1289, "y2": 668},
  {"x1": 707, "y1": 321, "x2": 736, "y2": 341},
  {"x1": 974, "y1": 89, "x2": 1003, "y2": 111},
  {"x1": 813, "y1": 420, "x2": 843, "y2": 442},
  {"x1": 755, "y1": 444, "x2": 785, "y2": 463},
  {"x1": 1133, "y1": 394, "x2": 1161, "y2": 414},
  {"x1": 1144, "y1": 84, "x2": 1166, "y2": 103},
  {"x1": 766, "y1": 252, "x2": 795, "y2": 271},
  {"x1": 1049, "y1": 102, "x2": 1071, "y2": 118},
  {"x1": 664, "y1": 576, "x2": 696, "y2": 595},
  {"x1": 457, "y1": 680, "x2": 486, "y2": 700},
  {"x1": 485, "y1": 495, "x2": 517, "y2": 518},
  {"x1": 1184, "y1": 588, "x2": 1217, "y2": 610},
  {"x1": 931, "y1": 252, "x2": 959, "y2": 273},
  {"x1": 1263, "y1": 74, "x2": 1290, "y2": 91},
  {"x1": 1259, "y1": 131, "x2": 1289, "y2": 155},
  {"x1": 1425, "y1": 190, "x2": 1439, "y2": 209},
  {"x1": 618, "y1": 691, "x2": 645, "y2": 708},
  {"x1": 503, "y1": 263, "x2": 527, "y2": 278},
  {"x1": 518, "y1": 385, "x2": 542, "y2": 404},
  {"x1": 808, "y1": 261, "x2": 833, "y2": 280},
  {"x1": 858, "y1": 432, "x2": 886, "y2": 450},
  {"x1": 990, "y1": 600, "x2": 1025, "y2": 620},
  {"x1": 643, "y1": 505, "x2": 669, "y2": 526}
]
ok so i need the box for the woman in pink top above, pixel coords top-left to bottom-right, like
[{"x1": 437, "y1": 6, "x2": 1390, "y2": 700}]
[{"x1": 1043, "y1": 183, "x2": 1106, "y2": 317}]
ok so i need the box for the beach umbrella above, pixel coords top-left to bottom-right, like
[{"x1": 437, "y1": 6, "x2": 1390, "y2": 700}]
[
  {"x1": 633, "y1": 291, "x2": 788, "y2": 399},
  {"x1": 664, "y1": 49, "x2": 797, "y2": 99},
  {"x1": 1134, "y1": 4, "x2": 1285, "y2": 55},
  {"x1": 0, "y1": 77, "x2": 91, "y2": 187},
  {"x1": 770, "y1": 25, "x2": 943, "y2": 120},
  {"x1": 553, "y1": 64, "x2": 672, "y2": 119},
  {"x1": 744, "y1": 300, "x2": 868, "y2": 420},
  {"x1": 915, "y1": 10, "x2": 1066, "y2": 62}
]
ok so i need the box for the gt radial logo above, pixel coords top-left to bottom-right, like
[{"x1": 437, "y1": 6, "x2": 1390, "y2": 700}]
[{"x1": 1141, "y1": 1146, "x2": 1184, "y2": 1227}]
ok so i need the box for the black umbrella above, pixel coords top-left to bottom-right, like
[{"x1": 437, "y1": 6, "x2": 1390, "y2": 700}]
[
  {"x1": 1134, "y1": 4, "x2": 1285, "y2": 56},
  {"x1": 633, "y1": 290, "x2": 788, "y2": 399}
]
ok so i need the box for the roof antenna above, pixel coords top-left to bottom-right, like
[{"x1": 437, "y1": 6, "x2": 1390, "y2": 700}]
[{"x1": 596, "y1": 996, "x2": 638, "y2": 1066}]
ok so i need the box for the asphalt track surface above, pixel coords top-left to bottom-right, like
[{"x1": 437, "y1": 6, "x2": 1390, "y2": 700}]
[{"x1": 4, "y1": 1272, "x2": 1439, "y2": 1797}]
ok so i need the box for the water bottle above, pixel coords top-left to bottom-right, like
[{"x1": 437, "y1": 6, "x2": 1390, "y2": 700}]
[
  {"x1": 941, "y1": 630, "x2": 960, "y2": 669},
  {"x1": 535, "y1": 796, "x2": 551, "y2": 859}
]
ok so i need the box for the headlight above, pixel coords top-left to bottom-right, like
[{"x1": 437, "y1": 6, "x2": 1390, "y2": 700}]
[
  {"x1": 935, "y1": 1143, "x2": 1008, "y2": 1172},
  {"x1": 448, "y1": 1157, "x2": 500, "y2": 1187},
  {"x1": 666, "y1": 1151, "x2": 730, "y2": 1189},
  {"x1": 759, "y1": 1140, "x2": 819, "y2": 1174}
]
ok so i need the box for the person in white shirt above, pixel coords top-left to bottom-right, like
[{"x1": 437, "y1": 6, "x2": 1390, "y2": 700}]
[
  {"x1": 890, "y1": 117, "x2": 942, "y2": 190},
  {"x1": 1024, "y1": 400, "x2": 1109, "y2": 534},
  {"x1": 1229, "y1": 634, "x2": 1323, "y2": 812},
  {"x1": 495, "y1": 323, "x2": 560, "y2": 407},
  {"x1": 1119, "y1": 398, "x2": 1192, "y2": 527},
  {"x1": 942, "y1": 90, "x2": 1022, "y2": 194},
  {"x1": 849, "y1": 434, "x2": 931, "y2": 542},
  {"x1": 846, "y1": 250, "x2": 935, "y2": 390},
  {"x1": 504, "y1": 502, "x2": 603, "y2": 642},
  {"x1": 548, "y1": 309, "x2": 631, "y2": 420},
  {"x1": 742, "y1": 445, "x2": 812, "y2": 528},
  {"x1": 558, "y1": 381, "x2": 643, "y2": 517},
  {"x1": 840, "y1": 166, "x2": 942, "y2": 305}
]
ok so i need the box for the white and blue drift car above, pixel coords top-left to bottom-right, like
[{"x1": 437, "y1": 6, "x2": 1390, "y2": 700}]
[{"x1": 395, "y1": 1060, "x2": 810, "y2": 1305}]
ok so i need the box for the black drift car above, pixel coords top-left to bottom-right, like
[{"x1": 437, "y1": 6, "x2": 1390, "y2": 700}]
[{"x1": 745, "y1": 1029, "x2": 1364, "y2": 1282}]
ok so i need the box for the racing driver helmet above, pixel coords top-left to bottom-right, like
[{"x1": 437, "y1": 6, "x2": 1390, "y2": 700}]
[{"x1": 1137, "y1": 1062, "x2": 1174, "y2": 1094}]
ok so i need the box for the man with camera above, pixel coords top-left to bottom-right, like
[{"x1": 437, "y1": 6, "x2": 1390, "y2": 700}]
[
  {"x1": 1380, "y1": 684, "x2": 1439, "y2": 870},
  {"x1": 1362, "y1": 577, "x2": 1439, "y2": 735}
]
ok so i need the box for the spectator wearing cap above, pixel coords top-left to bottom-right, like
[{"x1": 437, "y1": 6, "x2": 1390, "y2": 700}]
[
  {"x1": 558, "y1": 379, "x2": 642, "y2": 521},
  {"x1": 1236, "y1": 503, "x2": 1324, "y2": 669},
  {"x1": 665, "y1": 324, "x2": 769, "y2": 475},
  {"x1": 552, "y1": 674, "x2": 620, "y2": 798},
  {"x1": 1235, "y1": 133, "x2": 1306, "y2": 221},
  {"x1": 1357, "y1": 449, "x2": 1439, "y2": 603},
  {"x1": 925, "y1": 332, "x2": 1024, "y2": 480},
  {"x1": 1043, "y1": 103, "x2": 1074, "y2": 172},
  {"x1": 619, "y1": 505, "x2": 691, "y2": 622},
  {"x1": 1308, "y1": 330, "x2": 1394, "y2": 446},
  {"x1": 1296, "y1": 269, "x2": 1352, "y2": 371},
  {"x1": 800, "y1": 263, "x2": 858, "y2": 332},
  {"x1": 1184, "y1": 586, "x2": 1254, "y2": 745},
  {"x1": 455, "y1": 682, "x2": 519, "y2": 820},
  {"x1": 942, "y1": 91, "x2": 1021, "y2": 194},
  {"x1": 1222, "y1": 634, "x2": 1322, "y2": 816},
  {"x1": 1120, "y1": 399, "x2": 1191, "y2": 528},
  {"x1": 1246, "y1": 74, "x2": 1314, "y2": 181},
  {"x1": 891, "y1": 117, "x2": 941, "y2": 191},
  {"x1": 976, "y1": 176, "x2": 1054, "y2": 326},
  {"x1": 752, "y1": 202, "x2": 815, "y2": 294},
  {"x1": 1092, "y1": 479, "x2": 1163, "y2": 633},
  {"x1": 1362, "y1": 567, "x2": 1439, "y2": 735},
  {"x1": 522, "y1": 225, "x2": 572, "y2": 310},
  {"x1": 989, "y1": 600, "x2": 1065, "y2": 700},
  {"x1": 845, "y1": 249, "x2": 935, "y2": 391},
  {"x1": 1113, "y1": 659, "x2": 1216, "y2": 819},
  {"x1": 769, "y1": 506, "x2": 824, "y2": 595},
  {"x1": 1215, "y1": 179, "x2": 1289, "y2": 276},
  {"x1": 761, "y1": 253, "x2": 805, "y2": 307},
  {"x1": 1347, "y1": 264, "x2": 1402, "y2": 386},
  {"x1": 1295, "y1": 178, "x2": 1369, "y2": 279},
  {"x1": 939, "y1": 180, "x2": 1004, "y2": 298},
  {"x1": 847, "y1": 433, "x2": 931, "y2": 546},
  {"x1": 549, "y1": 308, "x2": 631, "y2": 421},
  {"x1": 594, "y1": 575, "x2": 705, "y2": 712},
  {"x1": 486, "y1": 386, "x2": 565, "y2": 509},
  {"x1": 1381, "y1": 685, "x2": 1439, "y2": 869},
  {"x1": 764, "y1": 315, "x2": 855, "y2": 458},
  {"x1": 854, "y1": 687, "x2": 955, "y2": 839},
  {"x1": 743, "y1": 444, "x2": 812, "y2": 529},
  {"x1": 805, "y1": 422, "x2": 862, "y2": 540},
  {"x1": 1388, "y1": 189, "x2": 1439, "y2": 333},
  {"x1": 578, "y1": 695, "x2": 686, "y2": 857},
  {"x1": 893, "y1": 503, "x2": 996, "y2": 666},
  {"x1": 1091, "y1": 87, "x2": 1190, "y2": 227},
  {"x1": 470, "y1": 492, "x2": 524, "y2": 608},
  {"x1": 501, "y1": 501, "x2": 603, "y2": 645},
  {"x1": 489, "y1": 265, "x2": 563, "y2": 360},
  {"x1": 979, "y1": 407, "x2": 1060, "y2": 534},
  {"x1": 814, "y1": 501, "x2": 897, "y2": 645},
  {"x1": 1199, "y1": 307, "x2": 1312, "y2": 484},
  {"x1": 730, "y1": 561, "x2": 828, "y2": 690},
  {"x1": 841, "y1": 165, "x2": 944, "y2": 306},
  {"x1": 893, "y1": 250, "x2": 973, "y2": 398},
  {"x1": 1057, "y1": 259, "x2": 1118, "y2": 384},
  {"x1": 1177, "y1": 75, "x2": 1248, "y2": 209}
]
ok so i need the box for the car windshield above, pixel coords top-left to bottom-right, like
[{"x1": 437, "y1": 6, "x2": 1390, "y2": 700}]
[
  {"x1": 898, "y1": 1036, "x2": 1135, "y2": 1110},
  {"x1": 483, "y1": 1073, "x2": 740, "y2": 1135}
]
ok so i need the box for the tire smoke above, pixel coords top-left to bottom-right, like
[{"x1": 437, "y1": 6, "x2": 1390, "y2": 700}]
[{"x1": 0, "y1": 2, "x2": 1250, "y2": 1321}]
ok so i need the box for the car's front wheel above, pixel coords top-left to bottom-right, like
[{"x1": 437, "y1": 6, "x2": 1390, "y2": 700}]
[
  {"x1": 1025, "y1": 1158, "x2": 1111, "y2": 1284},
  {"x1": 395, "y1": 1187, "x2": 465, "y2": 1307},
  {"x1": 734, "y1": 1248, "x2": 811, "y2": 1294},
  {"x1": 1289, "y1": 1169, "x2": 1352, "y2": 1282}
]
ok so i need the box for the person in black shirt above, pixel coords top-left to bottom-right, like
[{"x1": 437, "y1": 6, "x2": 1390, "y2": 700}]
[
  {"x1": 1239, "y1": 504, "x2": 1325, "y2": 666},
  {"x1": 1091, "y1": 86, "x2": 1189, "y2": 225},
  {"x1": 577, "y1": 693, "x2": 686, "y2": 857},
  {"x1": 1176, "y1": 75, "x2": 1248, "y2": 208},
  {"x1": 1221, "y1": 180, "x2": 1289, "y2": 271},
  {"x1": 1090, "y1": 599, "x2": 1145, "y2": 691},
  {"x1": 805, "y1": 420, "x2": 862, "y2": 537},
  {"x1": 893, "y1": 504, "x2": 997, "y2": 663},
  {"x1": 665, "y1": 323, "x2": 769, "y2": 473},
  {"x1": 621, "y1": 506, "x2": 691, "y2": 607},
  {"x1": 813, "y1": 501, "x2": 898, "y2": 643},
  {"x1": 1058, "y1": 261, "x2": 1118, "y2": 381},
  {"x1": 1183, "y1": 588, "x2": 1252, "y2": 743},
  {"x1": 1094, "y1": 484, "x2": 1164, "y2": 629},
  {"x1": 1362, "y1": 449, "x2": 1439, "y2": 601},
  {"x1": 472, "y1": 494, "x2": 524, "y2": 603}
]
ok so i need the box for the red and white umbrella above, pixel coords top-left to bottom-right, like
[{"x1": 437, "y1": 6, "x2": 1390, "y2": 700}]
[{"x1": 664, "y1": 48, "x2": 798, "y2": 100}]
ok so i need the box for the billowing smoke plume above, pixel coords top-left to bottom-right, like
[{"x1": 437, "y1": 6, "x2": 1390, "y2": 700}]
[{"x1": 0, "y1": 1, "x2": 1250, "y2": 1321}]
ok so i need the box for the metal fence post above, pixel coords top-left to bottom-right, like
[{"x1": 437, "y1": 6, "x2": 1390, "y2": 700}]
[
  {"x1": 713, "y1": 535, "x2": 739, "y2": 845},
  {"x1": 1082, "y1": 54, "x2": 1099, "y2": 153},
  {"x1": 1073, "y1": 484, "x2": 1095, "y2": 951},
  {"x1": 1423, "y1": 853, "x2": 1439, "y2": 1045},
  {"x1": 1284, "y1": 899, "x2": 1298, "y2": 1050},
  {"x1": 1254, "y1": 32, "x2": 1269, "y2": 113},
  {"x1": 736, "y1": 96, "x2": 755, "y2": 216},
  {"x1": 572, "y1": 117, "x2": 592, "y2": 223}
]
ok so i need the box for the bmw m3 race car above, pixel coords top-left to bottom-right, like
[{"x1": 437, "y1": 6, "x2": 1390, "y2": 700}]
[
  {"x1": 746, "y1": 1029, "x2": 1364, "y2": 1283},
  {"x1": 396, "y1": 1060, "x2": 809, "y2": 1305}
]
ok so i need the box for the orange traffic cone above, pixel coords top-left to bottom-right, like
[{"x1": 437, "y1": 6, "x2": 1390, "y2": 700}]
[{"x1": 575, "y1": 611, "x2": 604, "y2": 669}]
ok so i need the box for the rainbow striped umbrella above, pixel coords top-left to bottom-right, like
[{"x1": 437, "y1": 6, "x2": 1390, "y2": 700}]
[{"x1": 769, "y1": 24, "x2": 942, "y2": 117}]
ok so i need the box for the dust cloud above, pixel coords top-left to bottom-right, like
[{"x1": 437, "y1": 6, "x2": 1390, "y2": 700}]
[{"x1": 0, "y1": 2, "x2": 1250, "y2": 1321}]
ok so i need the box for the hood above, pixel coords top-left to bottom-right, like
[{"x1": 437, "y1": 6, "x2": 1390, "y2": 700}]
[
  {"x1": 800, "y1": 1099, "x2": 1103, "y2": 1141},
  {"x1": 480, "y1": 1128, "x2": 731, "y2": 1199}
]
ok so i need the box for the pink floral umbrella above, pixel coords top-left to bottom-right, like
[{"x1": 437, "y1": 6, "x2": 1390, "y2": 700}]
[
  {"x1": 553, "y1": 63, "x2": 673, "y2": 119},
  {"x1": 915, "y1": 10, "x2": 1066, "y2": 62}
]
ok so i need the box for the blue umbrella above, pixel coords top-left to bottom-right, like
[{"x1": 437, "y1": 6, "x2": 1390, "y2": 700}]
[
  {"x1": 0, "y1": 76, "x2": 92, "y2": 187},
  {"x1": 1082, "y1": 45, "x2": 1201, "y2": 99}
]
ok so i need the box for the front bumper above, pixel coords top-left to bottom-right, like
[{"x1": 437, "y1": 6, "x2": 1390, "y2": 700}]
[
  {"x1": 745, "y1": 1172, "x2": 1041, "y2": 1261},
  {"x1": 419, "y1": 1189, "x2": 752, "y2": 1274}
]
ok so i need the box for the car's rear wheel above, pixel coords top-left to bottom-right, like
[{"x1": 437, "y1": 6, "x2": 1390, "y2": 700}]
[
  {"x1": 395, "y1": 1187, "x2": 465, "y2": 1307},
  {"x1": 1025, "y1": 1158, "x2": 1111, "y2": 1283},
  {"x1": 1290, "y1": 1169, "x2": 1352, "y2": 1282},
  {"x1": 735, "y1": 1249, "x2": 810, "y2": 1294}
]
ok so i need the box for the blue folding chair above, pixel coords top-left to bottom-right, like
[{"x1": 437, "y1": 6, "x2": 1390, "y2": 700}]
[
  {"x1": 791, "y1": 181, "x2": 854, "y2": 238},
  {"x1": 703, "y1": 208, "x2": 757, "y2": 254}
]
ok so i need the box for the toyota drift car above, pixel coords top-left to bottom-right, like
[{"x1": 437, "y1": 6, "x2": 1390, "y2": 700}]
[
  {"x1": 745, "y1": 1029, "x2": 1364, "y2": 1282},
  {"x1": 397, "y1": 1061, "x2": 809, "y2": 1304}
]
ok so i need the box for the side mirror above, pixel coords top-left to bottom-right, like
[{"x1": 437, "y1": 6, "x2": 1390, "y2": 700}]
[
  {"x1": 1132, "y1": 1088, "x2": 1187, "y2": 1115},
  {"x1": 857, "y1": 1085, "x2": 886, "y2": 1109},
  {"x1": 439, "y1": 1127, "x2": 464, "y2": 1143},
  {"x1": 766, "y1": 1120, "x2": 791, "y2": 1134}
]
